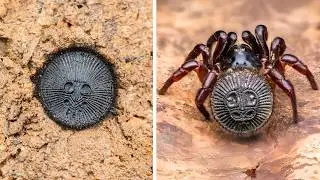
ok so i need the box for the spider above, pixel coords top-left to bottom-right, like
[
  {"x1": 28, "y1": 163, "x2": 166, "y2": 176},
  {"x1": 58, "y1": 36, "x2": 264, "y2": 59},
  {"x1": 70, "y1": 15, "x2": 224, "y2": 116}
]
[{"x1": 159, "y1": 25, "x2": 318, "y2": 136}]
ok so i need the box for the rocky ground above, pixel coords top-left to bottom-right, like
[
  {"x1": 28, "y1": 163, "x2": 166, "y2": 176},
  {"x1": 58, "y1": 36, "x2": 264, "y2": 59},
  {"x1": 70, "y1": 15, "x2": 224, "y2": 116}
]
[
  {"x1": 157, "y1": 0, "x2": 320, "y2": 179},
  {"x1": 0, "y1": 0, "x2": 152, "y2": 179}
]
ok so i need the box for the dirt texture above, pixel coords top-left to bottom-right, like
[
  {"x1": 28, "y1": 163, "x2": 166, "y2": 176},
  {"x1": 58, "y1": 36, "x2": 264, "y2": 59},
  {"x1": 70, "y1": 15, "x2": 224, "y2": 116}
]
[
  {"x1": 157, "y1": 0, "x2": 320, "y2": 179},
  {"x1": 0, "y1": 0, "x2": 152, "y2": 179}
]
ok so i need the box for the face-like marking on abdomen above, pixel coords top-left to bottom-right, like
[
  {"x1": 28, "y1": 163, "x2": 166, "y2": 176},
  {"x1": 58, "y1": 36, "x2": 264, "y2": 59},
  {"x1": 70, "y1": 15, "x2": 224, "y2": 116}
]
[
  {"x1": 211, "y1": 69, "x2": 273, "y2": 136},
  {"x1": 35, "y1": 47, "x2": 116, "y2": 129},
  {"x1": 63, "y1": 81, "x2": 92, "y2": 120},
  {"x1": 226, "y1": 89, "x2": 258, "y2": 122}
]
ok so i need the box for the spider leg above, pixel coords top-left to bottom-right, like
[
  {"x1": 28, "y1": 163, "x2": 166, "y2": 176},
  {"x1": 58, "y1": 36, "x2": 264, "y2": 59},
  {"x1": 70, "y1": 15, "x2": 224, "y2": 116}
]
[
  {"x1": 159, "y1": 60, "x2": 209, "y2": 95},
  {"x1": 206, "y1": 31, "x2": 228, "y2": 67},
  {"x1": 255, "y1": 25, "x2": 269, "y2": 60},
  {"x1": 195, "y1": 70, "x2": 219, "y2": 120},
  {"x1": 270, "y1": 37, "x2": 286, "y2": 74},
  {"x1": 221, "y1": 32, "x2": 237, "y2": 55},
  {"x1": 280, "y1": 54, "x2": 318, "y2": 90},
  {"x1": 242, "y1": 30, "x2": 260, "y2": 56},
  {"x1": 185, "y1": 43, "x2": 210, "y2": 67},
  {"x1": 159, "y1": 42, "x2": 211, "y2": 95},
  {"x1": 267, "y1": 69, "x2": 298, "y2": 123}
]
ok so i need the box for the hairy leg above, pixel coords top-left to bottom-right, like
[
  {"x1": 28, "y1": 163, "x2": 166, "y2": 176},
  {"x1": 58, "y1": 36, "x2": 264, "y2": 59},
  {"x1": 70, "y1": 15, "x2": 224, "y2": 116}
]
[
  {"x1": 159, "y1": 60, "x2": 208, "y2": 95},
  {"x1": 280, "y1": 54, "x2": 318, "y2": 90},
  {"x1": 267, "y1": 69, "x2": 298, "y2": 122},
  {"x1": 195, "y1": 70, "x2": 219, "y2": 120}
]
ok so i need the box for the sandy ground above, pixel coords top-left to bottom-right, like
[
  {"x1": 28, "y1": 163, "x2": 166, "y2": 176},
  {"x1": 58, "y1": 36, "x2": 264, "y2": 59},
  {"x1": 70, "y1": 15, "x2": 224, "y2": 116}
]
[
  {"x1": 157, "y1": 0, "x2": 320, "y2": 179},
  {"x1": 0, "y1": 0, "x2": 152, "y2": 179}
]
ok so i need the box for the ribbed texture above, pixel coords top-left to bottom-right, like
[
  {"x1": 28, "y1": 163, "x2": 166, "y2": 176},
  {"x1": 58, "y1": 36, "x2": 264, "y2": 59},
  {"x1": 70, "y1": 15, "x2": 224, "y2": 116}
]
[
  {"x1": 37, "y1": 47, "x2": 116, "y2": 129},
  {"x1": 211, "y1": 69, "x2": 273, "y2": 136}
]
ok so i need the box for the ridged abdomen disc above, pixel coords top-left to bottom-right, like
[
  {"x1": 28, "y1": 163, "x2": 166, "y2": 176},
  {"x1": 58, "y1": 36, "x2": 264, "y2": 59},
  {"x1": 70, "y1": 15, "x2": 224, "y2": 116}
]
[
  {"x1": 211, "y1": 69, "x2": 273, "y2": 136},
  {"x1": 36, "y1": 47, "x2": 116, "y2": 129}
]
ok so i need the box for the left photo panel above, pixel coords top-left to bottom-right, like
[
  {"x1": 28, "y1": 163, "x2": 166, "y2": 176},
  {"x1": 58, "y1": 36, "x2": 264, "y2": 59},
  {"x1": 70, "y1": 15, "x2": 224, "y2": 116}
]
[{"x1": 0, "y1": 0, "x2": 152, "y2": 179}]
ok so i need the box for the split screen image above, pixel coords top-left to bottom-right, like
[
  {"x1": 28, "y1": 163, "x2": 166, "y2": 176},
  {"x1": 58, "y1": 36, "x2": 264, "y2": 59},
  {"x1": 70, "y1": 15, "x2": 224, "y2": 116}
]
[{"x1": 0, "y1": 0, "x2": 319, "y2": 179}]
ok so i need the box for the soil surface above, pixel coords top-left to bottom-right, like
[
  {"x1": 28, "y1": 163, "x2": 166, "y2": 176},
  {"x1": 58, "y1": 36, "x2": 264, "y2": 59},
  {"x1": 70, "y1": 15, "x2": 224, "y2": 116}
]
[
  {"x1": 157, "y1": 0, "x2": 320, "y2": 179},
  {"x1": 0, "y1": 0, "x2": 152, "y2": 179}
]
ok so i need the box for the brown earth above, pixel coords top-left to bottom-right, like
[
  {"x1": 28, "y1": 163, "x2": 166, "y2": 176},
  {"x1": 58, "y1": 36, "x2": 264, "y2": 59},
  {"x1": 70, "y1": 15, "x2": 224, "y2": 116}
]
[
  {"x1": 0, "y1": 0, "x2": 152, "y2": 179},
  {"x1": 157, "y1": 0, "x2": 320, "y2": 179}
]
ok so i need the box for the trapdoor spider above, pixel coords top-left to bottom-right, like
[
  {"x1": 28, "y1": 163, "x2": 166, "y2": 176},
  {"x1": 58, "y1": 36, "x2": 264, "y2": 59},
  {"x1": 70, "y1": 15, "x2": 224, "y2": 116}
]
[{"x1": 159, "y1": 25, "x2": 318, "y2": 136}]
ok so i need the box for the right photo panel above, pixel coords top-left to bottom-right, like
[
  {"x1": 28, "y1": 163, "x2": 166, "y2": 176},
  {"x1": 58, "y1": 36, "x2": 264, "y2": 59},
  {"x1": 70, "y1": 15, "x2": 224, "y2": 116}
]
[{"x1": 156, "y1": 0, "x2": 320, "y2": 179}]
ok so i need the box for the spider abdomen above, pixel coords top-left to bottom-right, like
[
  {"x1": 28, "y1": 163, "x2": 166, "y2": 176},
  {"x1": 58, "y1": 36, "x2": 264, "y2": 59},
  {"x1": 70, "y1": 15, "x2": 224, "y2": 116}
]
[
  {"x1": 35, "y1": 47, "x2": 116, "y2": 129},
  {"x1": 211, "y1": 69, "x2": 273, "y2": 136}
]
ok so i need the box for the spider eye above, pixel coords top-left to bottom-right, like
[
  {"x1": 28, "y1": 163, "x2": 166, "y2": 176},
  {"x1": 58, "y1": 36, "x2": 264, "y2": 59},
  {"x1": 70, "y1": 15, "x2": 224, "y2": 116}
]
[
  {"x1": 80, "y1": 84, "x2": 91, "y2": 95},
  {"x1": 64, "y1": 82, "x2": 74, "y2": 93}
]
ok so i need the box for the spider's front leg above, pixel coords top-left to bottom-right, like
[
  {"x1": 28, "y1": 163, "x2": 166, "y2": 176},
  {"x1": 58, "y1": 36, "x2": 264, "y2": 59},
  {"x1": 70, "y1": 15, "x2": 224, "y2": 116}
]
[
  {"x1": 270, "y1": 37, "x2": 286, "y2": 74},
  {"x1": 195, "y1": 32, "x2": 236, "y2": 119},
  {"x1": 206, "y1": 31, "x2": 228, "y2": 66},
  {"x1": 195, "y1": 70, "x2": 219, "y2": 120},
  {"x1": 242, "y1": 30, "x2": 260, "y2": 56},
  {"x1": 255, "y1": 25, "x2": 269, "y2": 60}
]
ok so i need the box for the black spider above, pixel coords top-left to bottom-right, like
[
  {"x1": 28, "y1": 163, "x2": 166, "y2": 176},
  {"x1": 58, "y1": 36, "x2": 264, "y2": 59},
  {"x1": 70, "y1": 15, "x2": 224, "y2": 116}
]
[{"x1": 159, "y1": 25, "x2": 318, "y2": 136}]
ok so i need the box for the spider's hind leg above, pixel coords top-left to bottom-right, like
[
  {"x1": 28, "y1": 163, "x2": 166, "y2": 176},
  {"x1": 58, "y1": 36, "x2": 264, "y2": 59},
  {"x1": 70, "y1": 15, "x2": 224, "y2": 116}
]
[
  {"x1": 195, "y1": 70, "x2": 219, "y2": 120},
  {"x1": 267, "y1": 69, "x2": 298, "y2": 123}
]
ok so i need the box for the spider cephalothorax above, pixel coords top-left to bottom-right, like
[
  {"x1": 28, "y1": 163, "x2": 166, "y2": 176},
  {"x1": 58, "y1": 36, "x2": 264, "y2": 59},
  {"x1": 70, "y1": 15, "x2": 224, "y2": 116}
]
[
  {"x1": 159, "y1": 25, "x2": 318, "y2": 136},
  {"x1": 221, "y1": 44, "x2": 262, "y2": 70}
]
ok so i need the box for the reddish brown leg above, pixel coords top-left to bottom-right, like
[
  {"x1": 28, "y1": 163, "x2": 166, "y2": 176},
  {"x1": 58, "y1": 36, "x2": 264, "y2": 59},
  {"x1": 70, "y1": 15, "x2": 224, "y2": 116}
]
[
  {"x1": 206, "y1": 31, "x2": 226, "y2": 49},
  {"x1": 159, "y1": 60, "x2": 208, "y2": 95},
  {"x1": 185, "y1": 43, "x2": 210, "y2": 66},
  {"x1": 255, "y1": 25, "x2": 269, "y2": 60},
  {"x1": 221, "y1": 32, "x2": 237, "y2": 55},
  {"x1": 195, "y1": 70, "x2": 218, "y2": 120},
  {"x1": 270, "y1": 37, "x2": 286, "y2": 74},
  {"x1": 271, "y1": 37, "x2": 286, "y2": 59},
  {"x1": 280, "y1": 54, "x2": 318, "y2": 90},
  {"x1": 267, "y1": 69, "x2": 298, "y2": 123},
  {"x1": 242, "y1": 30, "x2": 260, "y2": 56},
  {"x1": 206, "y1": 31, "x2": 228, "y2": 66}
]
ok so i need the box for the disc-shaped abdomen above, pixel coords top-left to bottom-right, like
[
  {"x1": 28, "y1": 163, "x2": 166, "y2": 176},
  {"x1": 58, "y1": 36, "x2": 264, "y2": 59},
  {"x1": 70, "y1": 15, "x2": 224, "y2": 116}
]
[
  {"x1": 37, "y1": 47, "x2": 116, "y2": 129},
  {"x1": 211, "y1": 69, "x2": 273, "y2": 136}
]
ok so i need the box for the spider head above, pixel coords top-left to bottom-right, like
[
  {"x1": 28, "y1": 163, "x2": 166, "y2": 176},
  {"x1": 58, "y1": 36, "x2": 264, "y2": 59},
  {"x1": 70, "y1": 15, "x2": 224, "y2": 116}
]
[
  {"x1": 211, "y1": 69, "x2": 273, "y2": 136},
  {"x1": 221, "y1": 44, "x2": 262, "y2": 70}
]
